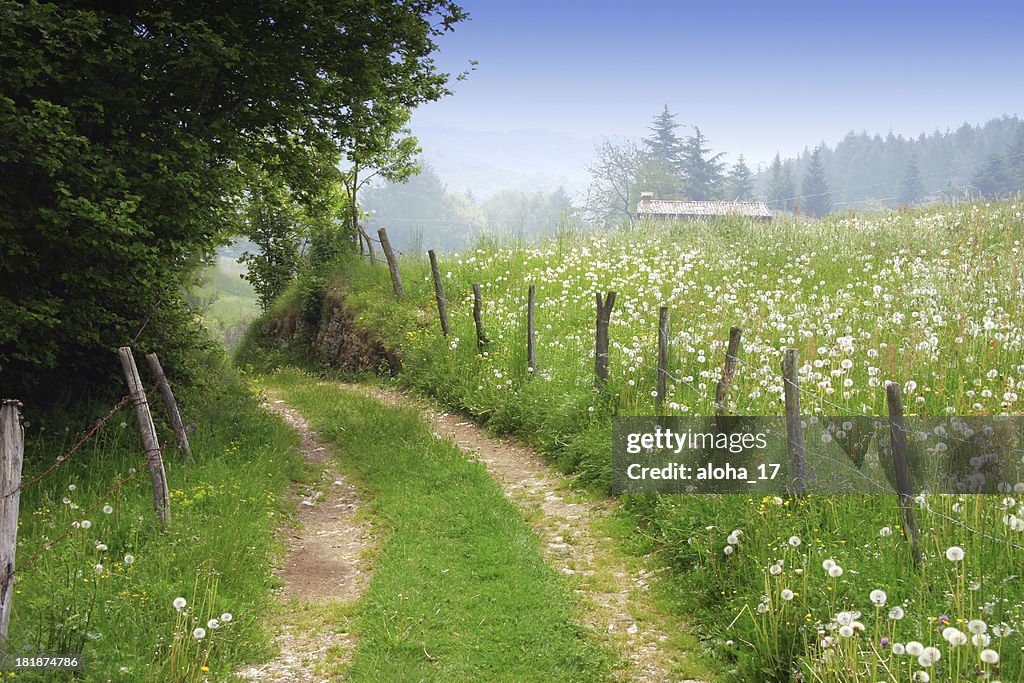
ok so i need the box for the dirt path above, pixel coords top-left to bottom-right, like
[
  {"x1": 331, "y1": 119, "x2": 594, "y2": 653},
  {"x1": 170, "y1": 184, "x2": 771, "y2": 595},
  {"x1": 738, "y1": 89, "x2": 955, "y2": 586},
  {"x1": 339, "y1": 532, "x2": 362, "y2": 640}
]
[
  {"x1": 359, "y1": 385, "x2": 708, "y2": 683},
  {"x1": 236, "y1": 394, "x2": 377, "y2": 683}
]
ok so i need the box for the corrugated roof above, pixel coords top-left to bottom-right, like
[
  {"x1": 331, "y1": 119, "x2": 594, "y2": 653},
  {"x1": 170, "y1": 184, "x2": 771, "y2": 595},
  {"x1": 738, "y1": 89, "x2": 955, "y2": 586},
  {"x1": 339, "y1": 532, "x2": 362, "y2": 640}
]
[{"x1": 636, "y1": 198, "x2": 773, "y2": 219}]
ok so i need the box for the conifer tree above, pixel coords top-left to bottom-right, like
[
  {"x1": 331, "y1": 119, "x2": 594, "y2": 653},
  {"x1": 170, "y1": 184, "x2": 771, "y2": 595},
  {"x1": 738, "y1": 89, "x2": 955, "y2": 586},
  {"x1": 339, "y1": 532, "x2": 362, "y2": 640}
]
[
  {"x1": 727, "y1": 155, "x2": 754, "y2": 200},
  {"x1": 899, "y1": 154, "x2": 925, "y2": 206},
  {"x1": 679, "y1": 126, "x2": 725, "y2": 200},
  {"x1": 801, "y1": 146, "x2": 832, "y2": 217}
]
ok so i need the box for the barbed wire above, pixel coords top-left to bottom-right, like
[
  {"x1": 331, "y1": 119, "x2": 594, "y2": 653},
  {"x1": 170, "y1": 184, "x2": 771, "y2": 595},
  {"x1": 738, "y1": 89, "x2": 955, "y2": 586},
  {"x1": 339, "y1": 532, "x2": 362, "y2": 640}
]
[
  {"x1": 721, "y1": 351, "x2": 1024, "y2": 457},
  {"x1": 2, "y1": 394, "x2": 137, "y2": 501},
  {"x1": 22, "y1": 456, "x2": 155, "y2": 571},
  {"x1": 918, "y1": 498, "x2": 1024, "y2": 553}
]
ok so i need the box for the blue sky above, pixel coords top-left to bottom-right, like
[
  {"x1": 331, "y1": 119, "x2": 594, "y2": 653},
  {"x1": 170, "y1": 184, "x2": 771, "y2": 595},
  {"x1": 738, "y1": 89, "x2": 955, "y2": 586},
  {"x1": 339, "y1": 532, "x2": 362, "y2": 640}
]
[{"x1": 411, "y1": 0, "x2": 1024, "y2": 169}]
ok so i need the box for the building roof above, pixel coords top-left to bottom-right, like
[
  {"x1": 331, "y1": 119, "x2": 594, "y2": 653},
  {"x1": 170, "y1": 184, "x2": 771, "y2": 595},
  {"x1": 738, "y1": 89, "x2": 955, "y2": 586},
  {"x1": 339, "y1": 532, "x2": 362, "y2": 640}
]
[{"x1": 636, "y1": 195, "x2": 773, "y2": 220}]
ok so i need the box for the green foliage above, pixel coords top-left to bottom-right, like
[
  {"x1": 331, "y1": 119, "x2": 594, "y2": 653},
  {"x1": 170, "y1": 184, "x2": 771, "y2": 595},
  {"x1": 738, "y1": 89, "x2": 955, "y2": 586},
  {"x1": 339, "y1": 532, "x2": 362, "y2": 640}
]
[
  {"x1": 642, "y1": 106, "x2": 685, "y2": 197},
  {"x1": 679, "y1": 126, "x2": 726, "y2": 200},
  {"x1": 766, "y1": 153, "x2": 798, "y2": 211},
  {"x1": 0, "y1": 0, "x2": 466, "y2": 402},
  {"x1": 801, "y1": 146, "x2": 832, "y2": 218},
  {"x1": 240, "y1": 180, "x2": 304, "y2": 311},
  {"x1": 363, "y1": 159, "x2": 486, "y2": 251},
  {"x1": 763, "y1": 117, "x2": 1024, "y2": 207},
  {"x1": 898, "y1": 154, "x2": 925, "y2": 206},
  {"x1": 727, "y1": 154, "x2": 755, "y2": 200}
]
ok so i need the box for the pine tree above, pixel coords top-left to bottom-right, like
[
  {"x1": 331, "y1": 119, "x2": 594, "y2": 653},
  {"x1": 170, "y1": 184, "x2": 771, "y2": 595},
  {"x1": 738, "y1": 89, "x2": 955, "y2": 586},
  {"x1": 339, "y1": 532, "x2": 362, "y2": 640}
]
[
  {"x1": 766, "y1": 153, "x2": 797, "y2": 211},
  {"x1": 679, "y1": 126, "x2": 725, "y2": 200},
  {"x1": 898, "y1": 154, "x2": 925, "y2": 206},
  {"x1": 727, "y1": 154, "x2": 754, "y2": 200},
  {"x1": 642, "y1": 106, "x2": 684, "y2": 197},
  {"x1": 801, "y1": 146, "x2": 831, "y2": 217},
  {"x1": 1009, "y1": 124, "x2": 1024, "y2": 192},
  {"x1": 971, "y1": 154, "x2": 1013, "y2": 198}
]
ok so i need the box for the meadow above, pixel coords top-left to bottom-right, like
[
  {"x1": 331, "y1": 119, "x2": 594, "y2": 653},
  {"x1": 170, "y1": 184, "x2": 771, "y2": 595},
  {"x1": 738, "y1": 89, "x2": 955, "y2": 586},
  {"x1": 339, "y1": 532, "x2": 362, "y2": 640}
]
[
  {"x1": 190, "y1": 257, "x2": 261, "y2": 351},
  {"x1": 325, "y1": 201, "x2": 1024, "y2": 681}
]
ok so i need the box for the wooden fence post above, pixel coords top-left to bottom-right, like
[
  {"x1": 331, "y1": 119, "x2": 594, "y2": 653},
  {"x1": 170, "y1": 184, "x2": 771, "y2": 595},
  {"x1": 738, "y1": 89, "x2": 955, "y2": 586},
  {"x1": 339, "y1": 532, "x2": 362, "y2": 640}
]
[
  {"x1": 428, "y1": 249, "x2": 450, "y2": 336},
  {"x1": 378, "y1": 228, "x2": 404, "y2": 299},
  {"x1": 782, "y1": 349, "x2": 807, "y2": 497},
  {"x1": 527, "y1": 284, "x2": 537, "y2": 371},
  {"x1": 0, "y1": 399, "x2": 25, "y2": 644},
  {"x1": 118, "y1": 347, "x2": 171, "y2": 527},
  {"x1": 472, "y1": 284, "x2": 489, "y2": 350},
  {"x1": 656, "y1": 306, "x2": 669, "y2": 413},
  {"x1": 886, "y1": 382, "x2": 923, "y2": 566},
  {"x1": 145, "y1": 353, "x2": 192, "y2": 459},
  {"x1": 594, "y1": 291, "x2": 617, "y2": 389},
  {"x1": 715, "y1": 326, "x2": 743, "y2": 416}
]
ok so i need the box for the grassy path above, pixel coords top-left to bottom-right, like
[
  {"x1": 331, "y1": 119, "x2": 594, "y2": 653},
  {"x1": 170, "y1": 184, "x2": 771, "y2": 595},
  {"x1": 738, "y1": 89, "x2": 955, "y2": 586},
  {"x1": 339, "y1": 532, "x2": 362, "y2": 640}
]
[
  {"x1": 361, "y1": 385, "x2": 714, "y2": 683},
  {"x1": 236, "y1": 393, "x2": 375, "y2": 682},
  {"x1": 262, "y1": 369, "x2": 610, "y2": 682}
]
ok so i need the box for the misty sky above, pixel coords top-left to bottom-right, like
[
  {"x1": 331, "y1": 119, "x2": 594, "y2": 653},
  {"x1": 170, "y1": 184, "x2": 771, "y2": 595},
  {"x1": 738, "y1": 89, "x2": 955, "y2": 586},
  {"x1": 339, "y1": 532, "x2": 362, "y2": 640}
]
[{"x1": 412, "y1": 0, "x2": 1024, "y2": 170}]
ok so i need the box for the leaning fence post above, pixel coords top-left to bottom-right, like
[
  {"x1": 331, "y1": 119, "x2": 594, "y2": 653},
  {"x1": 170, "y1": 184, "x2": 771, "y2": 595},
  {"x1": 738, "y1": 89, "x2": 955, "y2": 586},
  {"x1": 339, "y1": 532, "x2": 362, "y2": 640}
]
[
  {"x1": 428, "y1": 249, "x2": 450, "y2": 336},
  {"x1": 594, "y1": 291, "x2": 617, "y2": 389},
  {"x1": 527, "y1": 284, "x2": 537, "y2": 372},
  {"x1": 472, "y1": 284, "x2": 489, "y2": 350},
  {"x1": 118, "y1": 347, "x2": 171, "y2": 527},
  {"x1": 715, "y1": 326, "x2": 743, "y2": 416},
  {"x1": 0, "y1": 399, "x2": 25, "y2": 643},
  {"x1": 782, "y1": 348, "x2": 807, "y2": 497},
  {"x1": 886, "y1": 382, "x2": 923, "y2": 566},
  {"x1": 145, "y1": 353, "x2": 191, "y2": 459},
  {"x1": 656, "y1": 306, "x2": 669, "y2": 412},
  {"x1": 378, "y1": 228, "x2": 404, "y2": 299}
]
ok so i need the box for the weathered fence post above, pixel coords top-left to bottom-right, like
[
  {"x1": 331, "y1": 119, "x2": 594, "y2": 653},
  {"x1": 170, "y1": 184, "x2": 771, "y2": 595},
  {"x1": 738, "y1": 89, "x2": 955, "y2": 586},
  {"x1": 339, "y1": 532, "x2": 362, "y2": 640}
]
[
  {"x1": 782, "y1": 348, "x2": 807, "y2": 497},
  {"x1": 0, "y1": 400, "x2": 25, "y2": 643},
  {"x1": 378, "y1": 228, "x2": 404, "y2": 299},
  {"x1": 472, "y1": 283, "x2": 489, "y2": 350},
  {"x1": 145, "y1": 353, "x2": 192, "y2": 459},
  {"x1": 118, "y1": 347, "x2": 171, "y2": 527},
  {"x1": 715, "y1": 326, "x2": 743, "y2": 416},
  {"x1": 656, "y1": 306, "x2": 669, "y2": 413},
  {"x1": 428, "y1": 249, "x2": 450, "y2": 336},
  {"x1": 594, "y1": 291, "x2": 617, "y2": 389},
  {"x1": 527, "y1": 284, "x2": 537, "y2": 371},
  {"x1": 886, "y1": 382, "x2": 923, "y2": 566}
]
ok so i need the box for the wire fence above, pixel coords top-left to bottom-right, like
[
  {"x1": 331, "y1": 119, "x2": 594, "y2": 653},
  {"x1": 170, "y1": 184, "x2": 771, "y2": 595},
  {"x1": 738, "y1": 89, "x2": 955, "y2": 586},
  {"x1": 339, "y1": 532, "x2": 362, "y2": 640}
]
[{"x1": 10, "y1": 382, "x2": 167, "y2": 570}]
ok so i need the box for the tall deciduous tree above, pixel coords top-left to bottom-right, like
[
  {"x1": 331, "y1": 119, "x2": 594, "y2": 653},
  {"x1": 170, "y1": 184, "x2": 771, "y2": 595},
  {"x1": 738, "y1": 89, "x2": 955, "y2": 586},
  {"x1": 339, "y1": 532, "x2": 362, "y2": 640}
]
[
  {"x1": 0, "y1": 1, "x2": 466, "y2": 400},
  {"x1": 584, "y1": 138, "x2": 644, "y2": 227},
  {"x1": 801, "y1": 146, "x2": 832, "y2": 217}
]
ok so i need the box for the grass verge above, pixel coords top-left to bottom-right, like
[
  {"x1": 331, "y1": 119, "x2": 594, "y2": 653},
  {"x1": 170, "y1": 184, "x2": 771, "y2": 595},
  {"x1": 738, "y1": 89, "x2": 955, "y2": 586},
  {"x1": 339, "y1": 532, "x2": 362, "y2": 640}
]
[{"x1": 8, "y1": 369, "x2": 305, "y2": 681}]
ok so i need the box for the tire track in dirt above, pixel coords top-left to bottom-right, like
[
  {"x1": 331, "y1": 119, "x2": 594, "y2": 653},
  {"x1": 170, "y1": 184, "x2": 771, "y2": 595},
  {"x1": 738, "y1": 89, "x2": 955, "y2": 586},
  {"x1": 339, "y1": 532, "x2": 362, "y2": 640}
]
[
  {"x1": 356, "y1": 384, "x2": 708, "y2": 683},
  {"x1": 236, "y1": 393, "x2": 377, "y2": 683}
]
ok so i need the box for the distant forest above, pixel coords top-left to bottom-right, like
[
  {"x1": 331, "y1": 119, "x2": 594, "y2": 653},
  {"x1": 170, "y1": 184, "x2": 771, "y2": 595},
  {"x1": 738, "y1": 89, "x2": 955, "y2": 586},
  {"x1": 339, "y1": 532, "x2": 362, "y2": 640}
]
[
  {"x1": 762, "y1": 115, "x2": 1024, "y2": 211},
  {"x1": 361, "y1": 114, "x2": 1024, "y2": 250}
]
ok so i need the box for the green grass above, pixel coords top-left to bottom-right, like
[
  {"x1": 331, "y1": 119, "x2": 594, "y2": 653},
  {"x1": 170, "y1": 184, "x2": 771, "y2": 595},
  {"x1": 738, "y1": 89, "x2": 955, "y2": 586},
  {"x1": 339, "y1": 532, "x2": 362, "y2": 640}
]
[
  {"x1": 263, "y1": 368, "x2": 611, "y2": 682},
  {"x1": 8, "y1": 368, "x2": 305, "y2": 681},
  {"x1": 257, "y1": 200, "x2": 1024, "y2": 681},
  {"x1": 191, "y1": 257, "x2": 260, "y2": 349}
]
